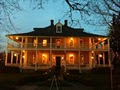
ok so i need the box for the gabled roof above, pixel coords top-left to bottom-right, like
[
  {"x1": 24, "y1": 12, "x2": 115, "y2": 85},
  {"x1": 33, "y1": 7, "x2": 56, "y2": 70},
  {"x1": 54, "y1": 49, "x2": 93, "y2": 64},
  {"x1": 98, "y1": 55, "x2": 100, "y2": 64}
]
[{"x1": 6, "y1": 20, "x2": 106, "y2": 37}]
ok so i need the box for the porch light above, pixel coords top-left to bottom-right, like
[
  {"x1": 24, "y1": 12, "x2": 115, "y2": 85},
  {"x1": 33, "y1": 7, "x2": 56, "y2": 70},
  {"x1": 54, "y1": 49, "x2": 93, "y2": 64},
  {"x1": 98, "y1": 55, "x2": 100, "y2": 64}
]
[
  {"x1": 61, "y1": 57, "x2": 64, "y2": 60},
  {"x1": 14, "y1": 54, "x2": 17, "y2": 56},
  {"x1": 23, "y1": 56, "x2": 25, "y2": 58},
  {"x1": 91, "y1": 56, "x2": 94, "y2": 59},
  {"x1": 16, "y1": 37, "x2": 18, "y2": 40},
  {"x1": 23, "y1": 50, "x2": 25, "y2": 53},
  {"x1": 70, "y1": 38, "x2": 73, "y2": 40},
  {"x1": 53, "y1": 56, "x2": 55, "y2": 59},
  {"x1": 98, "y1": 38, "x2": 101, "y2": 41},
  {"x1": 69, "y1": 54, "x2": 73, "y2": 57},
  {"x1": 99, "y1": 54, "x2": 102, "y2": 57}
]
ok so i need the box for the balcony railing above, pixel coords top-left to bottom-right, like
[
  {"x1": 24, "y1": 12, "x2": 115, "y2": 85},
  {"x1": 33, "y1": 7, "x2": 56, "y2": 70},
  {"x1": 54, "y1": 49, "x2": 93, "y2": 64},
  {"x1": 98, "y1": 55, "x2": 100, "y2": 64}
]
[{"x1": 7, "y1": 43, "x2": 109, "y2": 50}]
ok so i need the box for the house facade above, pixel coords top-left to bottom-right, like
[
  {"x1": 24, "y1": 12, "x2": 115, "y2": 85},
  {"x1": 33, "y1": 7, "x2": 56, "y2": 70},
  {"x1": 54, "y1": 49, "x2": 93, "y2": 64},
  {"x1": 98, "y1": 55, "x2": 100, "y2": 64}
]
[{"x1": 5, "y1": 20, "x2": 111, "y2": 72}]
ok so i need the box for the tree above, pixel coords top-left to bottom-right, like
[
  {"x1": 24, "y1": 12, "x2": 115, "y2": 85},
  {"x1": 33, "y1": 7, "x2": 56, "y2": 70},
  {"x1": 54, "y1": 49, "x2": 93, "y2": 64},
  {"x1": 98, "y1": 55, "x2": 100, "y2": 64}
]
[
  {"x1": 1, "y1": 0, "x2": 120, "y2": 32},
  {"x1": 0, "y1": 0, "x2": 22, "y2": 32},
  {"x1": 64, "y1": 0, "x2": 120, "y2": 26},
  {"x1": 109, "y1": 13, "x2": 120, "y2": 67}
]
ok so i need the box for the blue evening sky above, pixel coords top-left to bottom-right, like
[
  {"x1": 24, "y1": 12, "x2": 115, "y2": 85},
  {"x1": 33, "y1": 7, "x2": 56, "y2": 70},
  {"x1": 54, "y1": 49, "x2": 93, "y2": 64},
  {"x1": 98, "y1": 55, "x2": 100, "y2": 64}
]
[{"x1": 11, "y1": 0, "x2": 107, "y2": 35}]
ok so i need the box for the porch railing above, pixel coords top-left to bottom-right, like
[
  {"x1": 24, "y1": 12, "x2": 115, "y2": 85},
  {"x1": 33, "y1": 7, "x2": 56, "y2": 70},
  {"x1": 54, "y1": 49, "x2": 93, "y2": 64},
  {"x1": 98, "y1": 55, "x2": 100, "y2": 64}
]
[{"x1": 7, "y1": 43, "x2": 109, "y2": 50}]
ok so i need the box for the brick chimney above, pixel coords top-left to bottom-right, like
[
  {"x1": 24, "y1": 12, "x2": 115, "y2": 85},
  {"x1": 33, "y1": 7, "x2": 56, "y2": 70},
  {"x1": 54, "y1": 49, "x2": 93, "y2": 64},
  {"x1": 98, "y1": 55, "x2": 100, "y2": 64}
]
[
  {"x1": 50, "y1": 20, "x2": 54, "y2": 26},
  {"x1": 64, "y1": 20, "x2": 68, "y2": 26}
]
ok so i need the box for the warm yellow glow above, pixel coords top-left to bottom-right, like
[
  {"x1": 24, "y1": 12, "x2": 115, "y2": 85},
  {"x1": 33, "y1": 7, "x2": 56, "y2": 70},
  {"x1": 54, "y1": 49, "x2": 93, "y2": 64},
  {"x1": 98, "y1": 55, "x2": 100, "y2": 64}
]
[
  {"x1": 61, "y1": 57, "x2": 64, "y2": 60},
  {"x1": 92, "y1": 51, "x2": 94, "y2": 53},
  {"x1": 42, "y1": 54, "x2": 47, "y2": 64},
  {"x1": 16, "y1": 37, "x2": 18, "y2": 40},
  {"x1": 42, "y1": 54, "x2": 46, "y2": 57},
  {"x1": 34, "y1": 39, "x2": 37, "y2": 46},
  {"x1": 91, "y1": 56, "x2": 94, "y2": 59},
  {"x1": 99, "y1": 54, "x2": 102, "y2": 57},
  {"x1": 98, "y1": 38, "x2": 101, "y2": 41},
  {"x1": 23, "y1": 56, "x2": 25, "y2": 58},
  {"x1": 70, "y1": 38, "x2": 73, "y2": 40},
  {"x1": 14, "y1": 54, "x2": 17, "y2": 56},
  {"x1": 43, "y1": 39, "x2": 47, "y2": 46},
  {"x1": 23, "y1": 50, "x2": 25, "y2": 53},
  {"x1": 69, "y1": 54, "x2": 73, "y2": 57}
]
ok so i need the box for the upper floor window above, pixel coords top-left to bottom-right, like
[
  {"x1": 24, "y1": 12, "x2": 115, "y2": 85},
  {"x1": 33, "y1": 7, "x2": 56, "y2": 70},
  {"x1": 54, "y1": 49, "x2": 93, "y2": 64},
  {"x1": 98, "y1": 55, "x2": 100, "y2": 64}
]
[
  {"x1": 56, "y1": 39, "x2": 61, "y2": 48},
  {"x1": 43, "y1": 39, "x2": 47, "y2": 46},
  {"x1": 69, "y1": 38, "x2": 74, "y2": 47},
  {"x1": 33, "y1": 39, "x2": 37, "y2": 46},
  {"x1": 69, "y1": 54, "x2": 74, "y2": 64},
  {"x1": 80, "y1": 39, "x2": 83, "y2": 47},
  {"x1": 56, "y1": 26, "x2": 62, "y2": 33}
]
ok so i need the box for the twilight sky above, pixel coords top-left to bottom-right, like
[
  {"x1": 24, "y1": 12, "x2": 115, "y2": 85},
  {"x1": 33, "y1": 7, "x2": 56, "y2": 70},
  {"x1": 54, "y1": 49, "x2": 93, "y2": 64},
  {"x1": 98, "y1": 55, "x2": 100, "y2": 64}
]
[
  {"x1": 0, "y1": 0, "x2": 108, "y2": 52},
  {"x1": 11, "y1": 0, "x2": 108, "y2": 35}
]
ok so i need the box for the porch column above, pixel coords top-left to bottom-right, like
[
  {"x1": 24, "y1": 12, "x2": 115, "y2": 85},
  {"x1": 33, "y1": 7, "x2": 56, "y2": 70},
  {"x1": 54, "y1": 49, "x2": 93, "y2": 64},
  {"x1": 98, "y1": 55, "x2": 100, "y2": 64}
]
[
  {"x1": 89, "y1": 51, "x2": 93, "y2": 68},
  {"x1": 35, "y1": 37, "x2": 38, "y2": 70},
  {"x1": 16, "y1": 54, "x2": 18, "y2": 64},
  {"x1": 108, "y1": 39, "x2": 111, "y2": 67},
  {"x1": 89, "y1": 38, "x2": 92, "y2": 49},
  {"x1": 92, "y1": 51, "x2": 96, "y2": 67},
  {"x1": 92, "y1": 38, "x2": 94, "y2": 49},
  {"x1": 64, "y1": 51, "x2": 67, "y2": 71},
  {"x1": 79, "y1": 51, "x2": 81, "y2": 73},
  {"x1": 35, "y1": 50, "x2": 38, "y2": 70},
  {"x1": 50, "y1": 37, "x2": 52, "y2": 68},
  {"x1": 103, "y1": 52, "x2": 105, "y2": 66},
  {"x1": 11, "y1": 51, "x2": 13, "y2": 64},
  {"x1": 5, "y1": 37, "x2": 8, "y2": 65},
  {"x1": 64, "y1": 38, "x2": 67, "y2": 71},
  {"x1": 23, "y1": 51, "x2": 27, "y2": 67},
  {"x1": 20, "y1": 37, "x2": 23, "y2": 71}
]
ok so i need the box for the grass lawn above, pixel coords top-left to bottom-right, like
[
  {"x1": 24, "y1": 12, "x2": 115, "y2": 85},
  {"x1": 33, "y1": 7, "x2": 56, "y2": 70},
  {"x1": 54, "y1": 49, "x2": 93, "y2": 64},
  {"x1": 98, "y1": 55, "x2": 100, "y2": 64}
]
[{"x1": 0, "y1": 72, "x2": 50, "y2": 89}]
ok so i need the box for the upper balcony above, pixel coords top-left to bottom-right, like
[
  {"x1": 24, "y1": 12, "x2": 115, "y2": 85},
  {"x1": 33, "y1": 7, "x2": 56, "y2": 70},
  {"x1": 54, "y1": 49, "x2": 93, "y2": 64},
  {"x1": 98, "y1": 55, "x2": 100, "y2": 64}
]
[{"x1": 7, "y1": 42, "x2": 109, "y2": 50}]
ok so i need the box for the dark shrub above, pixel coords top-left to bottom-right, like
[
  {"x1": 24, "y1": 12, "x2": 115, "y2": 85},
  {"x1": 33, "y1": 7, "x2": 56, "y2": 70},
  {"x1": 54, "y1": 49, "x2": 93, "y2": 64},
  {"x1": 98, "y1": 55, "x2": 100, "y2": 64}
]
[
  {"x1": 92, "y1": 67, "x2": 110, "y2": 74},
  {"x1": 0, "y1": 66, "x2": 20, "y2": 73}
]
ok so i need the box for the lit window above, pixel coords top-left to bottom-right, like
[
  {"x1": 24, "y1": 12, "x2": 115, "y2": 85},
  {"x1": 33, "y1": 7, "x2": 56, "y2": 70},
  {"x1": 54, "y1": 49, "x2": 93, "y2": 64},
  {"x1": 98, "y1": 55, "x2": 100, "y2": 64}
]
[
  {"x1": 42, "y1": 54, "x2": 47, "y2": 64},
  {"x1": 80, "y1": 39, "x2": 83, "y2": 46},
  {"x1": 33, "y1": 39, "x2": 37, "y2": 46},
  {"x1": 80, "y1": 55, "x2": 84, "y2": 65},
  {"x1": 69, "y1": 54, "x2": 74, "y2": 64},
  {"x1": 43, "y1": 40, "x2": 47, "y2": 46},
  {"x1": 56, "y1": 39, "x2": 61, "y2": 48},
  {"x1": 69, "y1": 38, "x2": 74, "y2": 47},
  {"x1": 56, "y1": 26, "x2": 62, "y2": 33}
]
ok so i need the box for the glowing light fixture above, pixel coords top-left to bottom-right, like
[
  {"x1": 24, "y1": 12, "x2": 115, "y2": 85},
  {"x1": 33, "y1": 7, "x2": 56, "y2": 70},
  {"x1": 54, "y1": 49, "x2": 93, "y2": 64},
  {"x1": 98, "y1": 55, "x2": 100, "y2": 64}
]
[
  {"x1": 91, "y1": 56, "x2": 94, "y2": 59},
  {"x1": 98, "y1": 38, "x2": 101, "y2": 41},
  {"x1": 14, "y1": 54, "x2": 17, "y2": 56},
  {"x1": 99, "y1": 54, "x2": 102, "y2": 57},
  {"x1": 16, "y1": 37, "x2": 18, "y2": 40},
  {"x1": 23, "y1": 56, "x2": 25, "y2": 58}
]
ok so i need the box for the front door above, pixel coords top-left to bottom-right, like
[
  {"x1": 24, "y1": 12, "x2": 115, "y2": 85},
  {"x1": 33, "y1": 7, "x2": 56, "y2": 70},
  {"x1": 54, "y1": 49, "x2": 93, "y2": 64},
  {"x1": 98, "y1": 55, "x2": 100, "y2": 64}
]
[{"x1": 56, "y1": 56, "x2": 61, "y2": 68}]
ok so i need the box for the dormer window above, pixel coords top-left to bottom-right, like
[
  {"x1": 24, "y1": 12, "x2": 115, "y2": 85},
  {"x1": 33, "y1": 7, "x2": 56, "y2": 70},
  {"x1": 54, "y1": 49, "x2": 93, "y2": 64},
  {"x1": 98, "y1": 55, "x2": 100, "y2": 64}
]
[{"x1": 56, "y1": 25, "x2": 62, "y2": 33}]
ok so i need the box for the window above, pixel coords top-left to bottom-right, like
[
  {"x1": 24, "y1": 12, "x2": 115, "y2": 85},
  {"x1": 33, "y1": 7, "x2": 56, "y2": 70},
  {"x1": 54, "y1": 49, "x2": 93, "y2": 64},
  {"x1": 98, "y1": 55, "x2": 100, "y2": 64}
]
[
  {"x1": 69, "y1": 38, "x2": 74, "y2": 47},
  {"x1": 43, "y1": 39, "x2": 47, "y2": 46},
  {"x1": 56, "y1": 39, "x2": 61, "y2": 48},
  {"x1": 33, "y1": 39, "x2": 37, "y2": 46},
  {"x1": 56, "y1": 26, "x2": 62, "y2": 33},
  {"x1": 69, "y1": 54, "x2": 74, "y2": 64},
  {"x1": 80, "y1": 55, "x2": 84, "y2": 65},
  {"x1": 42, "y1": 54, "x2": 47, "y2": 64},
  {"x1": 80, "y1": 39, "x2": 83, "y2": 47}
]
